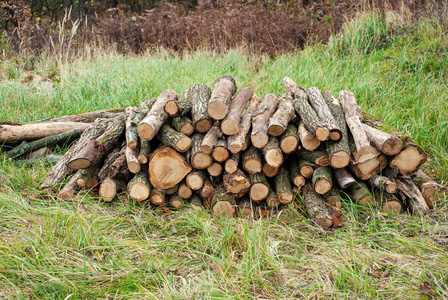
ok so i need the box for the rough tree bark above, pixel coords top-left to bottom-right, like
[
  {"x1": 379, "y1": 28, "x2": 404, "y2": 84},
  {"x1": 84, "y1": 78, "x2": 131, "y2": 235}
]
[
  {"x1": 221, "y1": 87, "x2": 254, "y2": 135},
  {"x1": 251, "y1": 94, "x2": 279, "y2": 148},
  {"x1": 207, "y1": 75, "x2": 237, "y2": 120}
]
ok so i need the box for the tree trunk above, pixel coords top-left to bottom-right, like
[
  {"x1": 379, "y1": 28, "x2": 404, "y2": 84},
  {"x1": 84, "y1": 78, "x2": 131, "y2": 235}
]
[
  {"x1": 367, "y1": 174, "x2": 397, "y2": 194},
  {"x1": 148, "y1": 147, "x2": 192, "y2": 189},
  {"x1": 302, "y1": 183, "x2": 333, "y2": 229},
  {"x1": 207, "y1": 75, "x2": 237, "y2": 120},
  {"x1": 126, "y1": 146, "x2": 141, "y2": 174},
  {"x1": 275, "y1": 166, "x2": 294, "y2": 204},
  {"x1": 186, "y1": 170, "x2": 205, "y2": 190},
  {"x1": 190, "y1": 134, "x2": 213, "y2": 169},
  {"x1": 201, "y1": 124, "x2": 222, "y2": 154},
  {"x1": 267, "y1": 92, "x2": 295, "y2": 136},
  {"x1": 0, "y1": 122, "x2": 91, "y2": 143},
  {"x1": 333, "y1": 168, "x2": 357, "y2": 189},
  {"x1": 125, "y1": 107, "x2": 139, "y2": 149},
  {"x1": 190, "y1": 83, "x2": 213, "y2": 132},
  {"x1": 157, "y1": 124, "x2": 191, "y2": 153},
  {"x1": 266, "y1": 191, "x2": 280, "y2": 207},
  {"x1": 249, "y1": 173, "x2": 270, "y2": 202},
  {"x1": 178, "y1": 183, "x2": 193, "y2": 199},
  {"x1": 207, "y1": 162, "x2": 223, "y2": 177},
  {"x1": 138, "y1": 140, "x2": 151, "y2": 164},
  {"x1": 222, "y1": 169, "x2": 251, "y2": 198},
  {"x1": 99, "y1": 177, "x2": 126, "y2": 202},
  {"x1": 297, "y1": 120, "x2": 320, "y2": 151},
  {"x1": 150, "y1": 189, "x2": 166, "y2": 206},
  {"x1": 224, "y1": 153, "x2": 240, "y2": 174},
  {"x1": 211, "y1": 186, "x2": 236, "y2": 217},
  {"x1": 312, "y1": 166, "x2": 333, "y2": 195},
  {"x1": 396, "y1": 176, "x2": 430, "y2": 215},
  {"x1": 279, "y1": 124, "x2": 299, "y2": 154},
  {"x1": 251, "y1": 94, "x2": 279, "y2": 148},
  {"x1": 283, "y1": 77, "x2": 329, "y2": 141},
  {"x1": 296, "y1": 148, "x2": 329, "y2": 166},
  {"x1": 307, "y1": 87, "x2": 341, "y2": 141},
  {"x1": 212, "y1": 139, "x2": 229, "y2": 162},
  {"x1": 242, "y1": 146, "x2": 262, "y2": 174},
  {"x1": 221, "y1": 87, "x2": 254, "y2": 135},
  {"x1": 127, "y1": 170, "x2": 151, "y2": 202},
  {"x1": 57, "y1": 171, "x2": 81, "y2": 201},
  {"x1": 349, "y1": 182, "x2": 374, "y2": 205},
  {"x1": 171, "y1": 116, "x2": 194, "y2": 136},
  {"x1": 76, "y1": 160, "x2": 102, "y2": 187},
  {"x1": 362, "y1": 123, "x2": 402, "y2": 155},
  {"x1": 227, "y1": 94, "x2": 260, "y2": 153},
  {"x1": 263, "y1": 137, "x2": 283, "y2": 168}
]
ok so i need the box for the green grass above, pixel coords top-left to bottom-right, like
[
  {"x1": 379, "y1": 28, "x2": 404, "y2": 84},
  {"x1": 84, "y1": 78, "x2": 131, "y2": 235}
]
[{"x1": 1, "y1": 10, "x2": 448, "y2": 299}]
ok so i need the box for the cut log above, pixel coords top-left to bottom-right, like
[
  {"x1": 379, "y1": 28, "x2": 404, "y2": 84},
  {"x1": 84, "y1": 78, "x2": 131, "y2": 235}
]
[
  {"x1": 67, "y1": 116, "x2": 125, "y2": 169},
  {"x1": 249, "y1": 173, "x2": 270, "y2": 202},
  {"x1": 190, "y1": 134, "x2": 213, "y2": 169},
  {"x1": 279, "y1": 124, "x2": 299, "y2": 154},
  {"x1": 374, "y1": 190, "x2": 402, "y2": 213},
  {"x1": 178, "y1": 183, "x2": 193, "y2": 199},
  {"x1": 125, "y1": 107, "x2": 138, "y2": 149},
  {"x1": 186, "y1": 170, "x2": 205, "y2": 190},
  {"x1": 168, "y1": 194, "x2": 184, "y2": 209},
  {"x1": 0, "y1": 122, "x2": 91, "y2": 143},
  {"x1": 267, "y1": 92, "x2": 295, "y2": 136},
  {"x1": 211, "y1": 186, "x2": 236, "y2": 217},
  {"x1": 149, "y1": 189, "x2": 166, "y2": 206},
  {"x1": 227, "y1": 94, "x2": 261, "y2": 153},
  {"x1": 307, "y1": 87, "x2": 341, "y2": 141},
  {"x1": 275, "y1": 167, "x2": 294, "y2": 204},
  {"x1": 97, "y1": 149, "x2": 122, "y2": 181},
  {"x1": 297, "y1": 120, "x2": 320, "y2": 151},
  {"x1": 238, "y1": 198, "x2": 254, "y2": 218},
  {"x1": 223, "y1": 169, "x2": 251, "y2": 198},
  {"x1": 263, "y1": 137, "x2": 283, "y2": 168},
  {"x1": 298, "y1": 159, "x2": 316, "y2": 179},
  {"x1": 101, "y1": 147, "x2": 131, "y2": 183},
  {"x1": 412, "y1": 170, "x2": 445, "y2": 204},
  {"x1": 367, "y1": 174, "x2": 397, "y2": 194},
  {"x1": 148, "y1": 147, "x2": 192, "y2": 190},
  {"x1": 296, "y1": 148, "x2": 329, "y2": 166},
  {"x1": 312, "y1": 166, "x2": 333, "y2": 195},
  {"x1": 57, "y1": 171, "x2": 82, "y2": 201},
  {"x1": 325, "y1": 189, "x2": 342, "y2": 211},
  {"x1": 302, "y1": 183, "x2": 333, "y2": 229},
  {"x1": 157, "y1": 124, "x2": 191, "y2": 152},
  {"x1": 221, "y1": 87, "x2": 254, "y2": 135},
  {"x1": 6, "y1": 128, "x2": 85, "y2": 159},
  {"x1": 251, "y1": 94, "x2": 279, "y2": 148},
  {"x1": 242, "y1": 146, "x2": 262, "y2": 174},
  {"x1": 224, "y1": 153, "x2": 240, "y2": 174},
  {"x1": 362, "y1": 123, "x2": 402, "y2": 155},
  {"x1": 127, "y1": 170, "x2": 151, "y2": 202},
  {"x1": 138, "y1": 89, "x2": 178, "y2": 140},
  {"x1": 164, "y1": 89, "x2": 191, "y2": 117},
  {"x1": 396, "y1": 176, "x2": 430, "y2": 215},
  {"x1": 137, "y1": 140, "x2": 151, "y2": 164},
  {"x1": 207, "y1": 162, "x2": 222, "y2": 177},
  {"x1": 99, "y1": 177, "x2": 126, "y2": 202},
  {"x1": 201, "y1": 124, "x2": 222, "y2": 154},
  {"x1": 207, "y1": 75, "x2": 237, "y2": 120},
  {"x1": 241, "y1": 134, "x2": 251, "y2": 152},
  {"x1": 40, "y1": 118, "x2": 111, "y2": 189},
  {"x1": 333, "y1": 168, "x2": 357, "y2": 189},
  {"x1": 190, "y1": 83, "x2": 213, "y2": 132},
  {"x1": 289, "y1": 157, "x2": 306, "y2": 188},
  {"x1": 171, "y1": 116, "x2": 194, "y2": 136},
  {"x1": 212, "y1": 139, "x2": 229, "y2": 163},
  {"x1": 126, "y1": 146, "x2": 141, "y2": 174},
  {"x1": 165, "y1": 184, "x2": 179, "y2": 195},
  {"x1": 262, "y1": 163, "x2": 279, "y2": 177},
  {"x1": 189, "y1": 195, "x2": 204, "y2": 210},
  {"x1": 31, "y1": 108, "x2": 124, "y2": 124},
  {"x1": 76, "y1": 160, "x2": 102, "y2": 187},
  {"x1": 283, "y1": 77, "x2": 329, "y2": 141},
  {"x1": 85, "y1": 170, "x2": 99, "y2": 189},
  {"x1": 349, "y1": 182, "x2": 374, "y2": 206},
  {"x1": 266, "y1": 191, "x2": 280, "y2": 207},
  {"x1": 200, "y1": 179, "x2": 215, "y2": 208}
]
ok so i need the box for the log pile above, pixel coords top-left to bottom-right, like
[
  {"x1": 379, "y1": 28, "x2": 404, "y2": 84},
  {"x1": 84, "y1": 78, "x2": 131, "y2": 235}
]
[{"x1": 1, "y1": 76, "x2": 445, "y2": 229}]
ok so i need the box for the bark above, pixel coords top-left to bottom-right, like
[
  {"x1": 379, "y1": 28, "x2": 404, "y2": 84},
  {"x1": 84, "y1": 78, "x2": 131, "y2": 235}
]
[
  {"x1": 223, "y1": 169, "x2": 251, "y2": 198},
  {"x1": 307, "y1": 87, "x2": 341, "y2": 141},
  {"x1": 362, "y1": 123, "x2": 402, "y2": 155},
  {"x1": 138, "y1": 89, "x2": 178, "y2": 140},
  {"x1": 242, "y1": 146, "x2": 262, "y2": 174},
  {"x1": 126, "y1": 146, "x2": 141, "y2": 174},
  {"x1": 157, "y1": 124, "x2": 191, "y2": 153},
  {"x1": 396, "y1": 176, "x2": 430, "y2": 215},
  {"x1": 103, "y1": 147, "x2": 132, "y2": 183},
  {"x1": 138, "y1": 140, "x2": 151, "y2": 164},
  {"x1": 263, "y1": 137, "x2": 283, "y2": 168},
  {"x1": 251, "y1": 94, "x2": 279, "y2": 148},
  {"x1": 189, "y1": 195, "x2": 204, "y2": 210},
  {"x1": 99, "y1": 177, "x2": 126, "y2": 202},
  {"x1": 1, "y1": 121, "x2": 91, "y2": 143},
  {"x1": 125, "y1": 107, "x2": 139, "y2": 149},
  {"x1": 127, "y1": 170, "x2": 151, "y2": 202},
  {"x1": 283, "y1": 77, "x2": 329, "y2": 141},
  {"x1": 289, "y1": 156, "x2": 306, "y2": 188},
  {"x1": 57, "y1": 171, "x2": 82, "y2": 201},
  {"x1": 312, "y1": 166, "x2": 333, "y2": 195},
  {"x1": 297, "y1": 120, "x2": 320, "y2": 151},
  {"x1": 374, "y1": 189, "x2": 402, "y2": 213},
  {"x1": 325, "y1": 189, "x2": 342, "y2": 211},
  {"x1": 6, "y1": 128, "x2": 85, "y2": 159},
  {"x1": 224, "y1": 153, "x2": 240, "y2": 174},
  {"x1": 266, "y1": 191, "x2": 280, "y2": 208},
  {"x1": 279, "y1": 124, "x2": 299, "y2": 154},
  {"x1": 171, "y1": 116, "x2": 194, "y2": 136},
  {"x1": 227, "y1": 94, "x2": 260, "y2": 153},
  {"x1": 412, "y1": 170, "x2": 445, "y2": 205},
  {"x1": 148, "y1": 147, "x2": 192, "y2": 189},
  {"x1": 168, "y1": 195, "x2": 184, "y2": 209},
  {"x1": 76, "y1": 160, "x2": 102, "y2": 187},
  {"x1": 267, "y1": 92, "x2": 295, "y2": 136},
  {"x1": 190, "y1": 83, "x2": 213, "y2": 132},
  {"x1": 367, "y1": 174, "x2": 397, "y2": 194},
  {"x1": 298, "y1": 159, "x2": 317, "y2": 179},
  {"x1": 334, "y1": 168, "x2": 357, "y2": 189},
  {"x1": 212, "y1": 139, "x2": 229, "y2": 162},
  {"x1": 349, "y1": 182, "x2": 374, "y2": 206},
  {"x1": 207, "y1": 75, "x2": 237, "y2": 120},
  {"x1": 149, "y1": 189, "x2": 166, "y2": 206},
  {"x1": 178, "y1": 182, "x2": 193, "y2": 199},
  {"x1": 31, "y1": 108, "x2": 124, "y2": 123},
  {"x1": 97, "y1": 149, "x2": 122, "y2": 181},
  {"x1": 302, "y1": 183, "x2": 333, "y2": 229},
  {"x1": 17, "y1": 154, "x2": 61, "y2": 166},
  {"x1": 207, "y1": 162, "x2": 222, "y2": 177},
  {"x1": 200, "y1": 178, "x2": 215, "y2": 208},
  {"x1": 296, "y1": 148, "x2": 329, "y2": 166},
  {"x1": 249, "y1": 173, "x2": 270, "y2": 202},
  {"x1": 186, "y1": 170, "x2": 205, "y2": 190},
  {"x1": 138, "y1": 99, "x2": 157, "y2": 111},
  {"x1": 237, "y1": 198, "x2": 254, "y2": 218},
  {"x1": 201, "y1": 124, "x2": 222, "y2": 154},
  {"x1": 211, "y1": 186, "x2": 236, "y2": 217},
  {"x1": 67, "y1": 116, "x2": 125, "y2": 169},
  {"x1": 275, "y1": 166, "x2": 294, "y2": 204},
  {"x1": 190, "y1": 134, "x2": 213, "y2": 169},
  {"x1": 221, "y1": 87, "x2": 254, "y2": 135}
]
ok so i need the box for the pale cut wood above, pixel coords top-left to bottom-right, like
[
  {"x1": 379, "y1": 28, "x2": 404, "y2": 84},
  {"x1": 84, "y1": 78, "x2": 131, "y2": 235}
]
[
  {"x1": 224, "y1": 153, "x2": 240, "y2": 174},
  {"x1": 267, "y1": 92, "x2": 295, "y2": 136},
  {"x1": 333, "y1": 168, "x2": 356, "y2": 189},
  {"x1": 77, "y1": 160, "x2": 102, "y2": 187},
  {"x1": 362, "y1": 123, "x2": 402, "y2": 155},
  {"x1": 178, "y1": 183, "x2": 193, "y2": 199},
  {"x1": 263, "y1": 137, "x2": 283, "y2": 168},
  {"x1": 212, "y1": 139, "x2": 229, "y2": 162},
  {"x1": 312, "y1": 167, "x2": 332, "y2": 195},
  {"x1": 266, "y1": 191, "x2": 280, "y2": 207},
  {"x1": 298, "y1": 159, "x2": 316, "y2": 179},
  {"x1": 251, "y1": 94, "x2": 279, "y2": 148},
  {"x1": 238, "y1": 198, "x2": 254, "y2": 218},
  {"x1": 171, "y1": 116, "x2": 194, "y2": 136},
  {"x1": 374, "y1": 189, "x2": 402, "y2": 213},
  {"x1": 138, "y1": 140, "x2": 151, "y2": 164},
  {"x1": 190, "y1": 83, "x2": 213, "y2": 132},
  {"x1": 302, "y1": 183, "x2": 333, "y2": 229},
  {"x1": 221, "y1": 87, "x2": 254, "y2": 135},
  {"x1": 164, "y1": 89, "x2": 190, "y2": 117},
  {"x1": 211, "y1": 186, "x2": 236, "y2": 217},
  {"x1": 412, "y1": 170, "x2": 445, "y2": 205},
  {"x1": 138, "y1": 89, "x2": 178, "y2": 140},
  {"x1": 186, "y1": 170, "x2": 205, "y2": 190},
  {"x1": 165, "y1": 184, "x2": 179, "y2": 195},
  {"x1": 127, "y1": 170, "x2": 151, "y2": 202},
  {"x1": 207, "y1": 162, "x2": 222, "y2": 177},
  {"x1": 279, "y1": 124, "x2": 299, "y2": 154},
  {"x1": 367, "y1": 174, "x2": 397, "y2": 194},
  {"x1": 296, "y1": 148, "x2": 329, "y2": 166},
  {"x1": 242, "y1": 146, "x2": 262, "y2": 174},
  {"x1": 99, "y1": 177, "x2": 126, "y2": 202},
  {"x1": 190, "y1": 134, "x2": 213, "y2": 169},
  {"x1": 150, "y1": 189, "x2": 166, "y2": 206},
  {"x1": 249, "y1": 173, "x2": 270, "y2": 202},
  {"x1": 297, "y1": 120, "x2": 320, "y2": 151},
  {"x1": 0, "y1": 122, "x2": 91, "y2": 143},
  {"x1": 289, "y1": 156, "x2": 306, "y2": 188},
  {"x1": 126, "y1": 146, "x2": 141, "y2": 174},
  {"x1": 349, "y1": 182, "x2": 374, "y2": 206},
  {"x1": 125, "y1": 106, "x2": 138, "y2": 149},
  {"x1": 200, "y1": 179, "x2": 215, "y2": 208},
  {"x1": 222, "y1": 169, "x2": 251, "y2": 198},
  {"x1": 157, "y1": 124, "x2": 191, "y2": 153},
  {"x1": 201, "y1": 124, "x2": 222, "y2": 154},
  {"x1": 168, "y1": 195, "x2": 184, "y2": 209},
  {"x1": 207, "y1": 75, "x2": 237, "y2": 120},
  {"x1": 307, "y1": 87, "x2": 341, "y2": 141},
  {"x1": 262, "y1": 163, "x2": 279, "y2": 177},
  {"x1": 275, "y1": 167, "x2": 294, "y2": 204},
  {"x1": 148, "y1": 147, "x2": 192, "y2": 190},
  {"x1": 57, "y1": 171, "x2": 82, "y2": 201}
]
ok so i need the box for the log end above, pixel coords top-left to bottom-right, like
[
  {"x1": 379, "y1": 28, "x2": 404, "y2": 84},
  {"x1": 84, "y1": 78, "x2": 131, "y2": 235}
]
[
  {"x1": 212, "y1": 147, "x2": 229, "y2": 162},
  {"x1": 187, "y1": 175, "x2": 204, "y2": 191},
  {"x1": 267, "y1": 125, "x2": 285, "y2": 137},
  {"x1": 128, "y1": 140, "x2": 138, "y2": 149},
  {"x1": 208, "y1": 102, "x2": 229, "y2": 121},
  {"x1": 179, "y1": 123, "x2": 194, "y2": 136},
  {"x1": 358, "y1": 195, "x2": 374, "y2": 206},
  {"x1": 212, "y1": 201, "x2": 235, "y2": 217},
  {"x1": 164, "y1": 101, "x2": 179, "y2": 116},
  {"x1": 315, "y1": 127, "x2": 330, "y2": 141},
  {"x1": 391, "y1": 146, "x2": 427, "y2": 175},
  {"x1": 239, "y1": 206, "x2": 253, "y2": 219},
  {"x1": 148, "y1": 147, "x2": 192, "y2": 189},
  {"x1": 195, "y1": 119, "x2": 213, "y2": 133},
  {"x1": 76, "y1": 178, "x2": 87, "y2": 187},
  {"x1": 316, "y1": 156, "x2": 330, "y2": 167},
  {"x1": 329, "y1": 130, "x2": 342, "y2": 141},
  {"x1": 221, "y1": 120, "x2": 239, "y2": 136},
  {"x1": 329, "y1": 151, "x2": 350, "y2": 169},
  {"x1": 224, "y1": 160, "x2": 238, "y2": 174},
  {"x1": 293, "y1": 176, "x2": 306, "y2": 188},
  {"x1": 67, "y1": 158, "x2": 92, "y2": 170},
  {"x1": 278, "y1": 191, "x2": 294, "y2": 204},
  {"x1": 315, "y1": 218, "x2": 333, "y2": 229},
  {"x1": 382, "y1": 137, "x2": 403, "y2": 155},
  {"x1": 249, "y1": 183, "x2": 270, "y2": 202},
  {"x1": 228, "y1": 143, "x2": 242, "y2": 154},
  {"x1": 302, "y1": 135, "x2": 320, "y2": 151},
  {"x1": 267, "y1": 196, "x2": 280, "y2": 207},
  {"x1": 243, "y1": 159, "x2": 262, "y2": 174},
  {"x1": 137, "y1": 123, "x2": 154, "y2": 141},
  {"x1": 192, "y1": 153, "x2": 213, "y2": 169},
  {"x1": 300, "y1": 166, "x2": 314, "y2": 179},
  {"x1": 99, "y1": 180, "x2": 117, "y2": 202},
  {"x1": 280, "y1": 136, "x2": 299, "y2": 154},
  {"x1": 150, "y1": 191, "x2": 165, "y2": 205},
  {"x1": 128, "y1": 162, "x2": 141, "y2": 174},
  {"x1": 176, "y1": 136, "x2": 192, "y2": 153},
  {"x1": 129, "y1": 182, "x2": 150, "y2": 202},
  {"x1": 207, "y1": 163, "x2": 223, "y2": 177},
  {"x1": 314, "y1": 178, "x2": 332, "y2": 195},
  {"x1": 265, "y1": 149, "x2": 283, "y2": 168},
  {"x1": 251, "y1": 132, "x2": 269, "y2": 149},
  {"x1": 382, "y1": 201, "x2": 402, "y2": 213},
  {"x1": 57, "y1": 190, "x2": 75, "y2": 201},
  {"x1": 263, "y1": 163, "x2": 279, "y2": 177}
]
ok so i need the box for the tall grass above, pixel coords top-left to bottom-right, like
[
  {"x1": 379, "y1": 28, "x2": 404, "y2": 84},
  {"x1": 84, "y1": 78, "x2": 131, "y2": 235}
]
[{"x1": 1, "y1": 10, "x2": 448, "y2": 299}]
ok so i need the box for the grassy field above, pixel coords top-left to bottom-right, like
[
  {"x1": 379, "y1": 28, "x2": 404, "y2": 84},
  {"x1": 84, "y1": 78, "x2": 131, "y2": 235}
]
[{"x1": 1, "y1": 11, "x2": 448, "y2": 299}]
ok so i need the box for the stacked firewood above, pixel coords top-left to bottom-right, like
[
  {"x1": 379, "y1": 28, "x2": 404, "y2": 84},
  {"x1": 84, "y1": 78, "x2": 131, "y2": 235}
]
[{"x1": 1, "y1": 76, "x2": 444, "y2": 228}]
